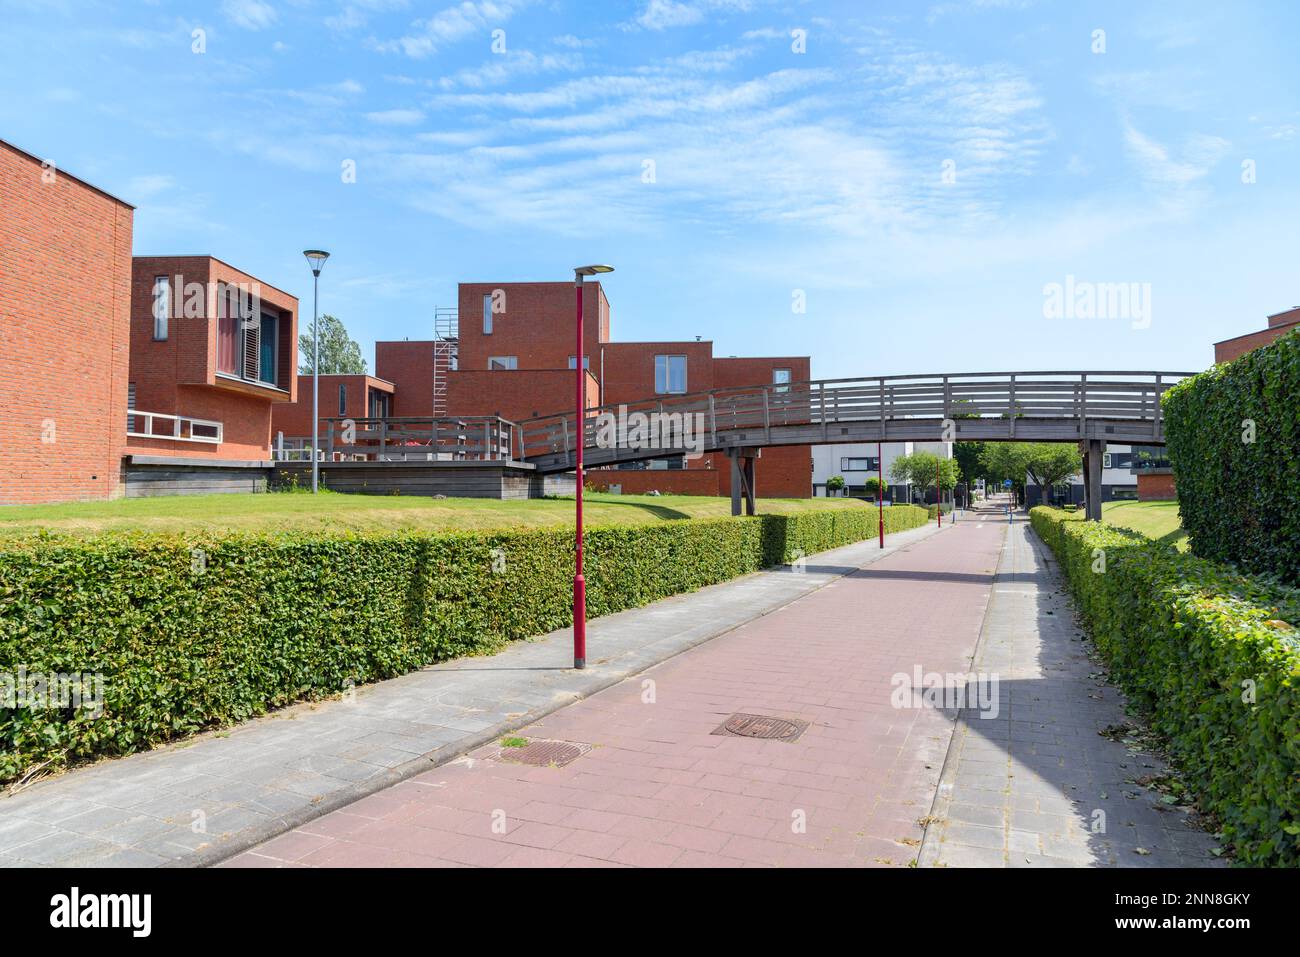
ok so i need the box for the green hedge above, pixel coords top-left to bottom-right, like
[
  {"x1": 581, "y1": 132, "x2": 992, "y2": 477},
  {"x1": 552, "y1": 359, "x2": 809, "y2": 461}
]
[
  {"x1": 0, "y1": 505, "x2": 927, "y2": 783},
  {"x1": 1163, "y1": 327, "x2": 1300, "y2": 584},
  {"x1": 1030, "y1": 506, "x2": 1300, "y2": 865}
]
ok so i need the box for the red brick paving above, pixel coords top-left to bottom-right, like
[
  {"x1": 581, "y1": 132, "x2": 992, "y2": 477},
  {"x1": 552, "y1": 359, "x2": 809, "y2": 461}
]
[{"x1": 225, "y1": 519, "x2": 1005, "y2": 868}]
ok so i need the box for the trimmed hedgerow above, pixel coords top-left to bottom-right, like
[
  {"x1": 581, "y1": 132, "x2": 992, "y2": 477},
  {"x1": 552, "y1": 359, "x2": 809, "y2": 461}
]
[
  {"x1": 1030, "y1": 506, "x2": 1300, "y2": 866},
  {"x1": 0, "y1": 505, "x2": 928, "y2": 783},
  {"x1": 1162, "y1": 326, "x2": 1300, "y2": 584}
]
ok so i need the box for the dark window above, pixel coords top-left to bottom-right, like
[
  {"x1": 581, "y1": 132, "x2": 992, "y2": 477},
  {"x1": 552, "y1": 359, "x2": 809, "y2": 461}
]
[
  {"x1": 840, "y1": 456, "x2": 880, "y2": 471},
  {"x1": 152, "y1": 276, "x2": 169, "y2": 340},
  {"x1": 338, "y1": 383, "x2": 347, "y2": 416}
]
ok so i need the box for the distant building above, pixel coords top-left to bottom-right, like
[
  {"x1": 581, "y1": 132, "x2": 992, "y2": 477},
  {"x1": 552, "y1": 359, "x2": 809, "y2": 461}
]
[
  {"x1": 1214, "y1": 305, "x2": 1300, "y2": 363},
  {"x1": 812, "y1": 441, "x2": 953, "y2": 502},
  {"x1": 357, "y1": 282, "x2": 813, "y2": 497}
]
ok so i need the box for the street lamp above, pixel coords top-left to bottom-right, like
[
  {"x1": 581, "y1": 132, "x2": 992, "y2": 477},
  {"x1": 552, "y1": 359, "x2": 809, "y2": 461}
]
[
  {"x1": 303, "y1": 250, "x2": 330, "y2": 493},
  {"x1": 572, "y1": 264, "x2": 614, "y2": 670}
]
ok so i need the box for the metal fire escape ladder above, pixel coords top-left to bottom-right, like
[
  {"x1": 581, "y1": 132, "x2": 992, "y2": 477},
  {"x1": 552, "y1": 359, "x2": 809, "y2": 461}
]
[{"x1": 432, "y1": 306, "x2": 458, "y2": 419}]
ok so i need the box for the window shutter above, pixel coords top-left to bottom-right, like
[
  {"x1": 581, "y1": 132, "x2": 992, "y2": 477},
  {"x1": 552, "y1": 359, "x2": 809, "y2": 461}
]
[{"x1": 242, "y1": 318, "x2": 261, "y2": 381}]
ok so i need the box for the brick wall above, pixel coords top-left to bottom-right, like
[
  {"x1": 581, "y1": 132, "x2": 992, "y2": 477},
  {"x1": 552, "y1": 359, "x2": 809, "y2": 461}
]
[
  {"x1": 375, "y1": 340, "x2": 435, "y2": 417},
  {"x1": 1137, "y1": 470, "x2": 1177, "y2": 501},
  {"x1": 457, "y1": 281, "x2": 607, "y2": 372},
  {"x1": 1214, "y1": 320, "x2": 1300, "y2": 363},
  {"x1": 271, "y1": 374, "x2": 394, "y2": 439},
  {"x1": 446, "y1": 369, "x2": 598, "y2": 422},
  {"x1": 714, "y1": 356, "x2": 812, "y2": 498},
  {"x1": 0, "y1": 141, "x2": 133, "y2": 503}
]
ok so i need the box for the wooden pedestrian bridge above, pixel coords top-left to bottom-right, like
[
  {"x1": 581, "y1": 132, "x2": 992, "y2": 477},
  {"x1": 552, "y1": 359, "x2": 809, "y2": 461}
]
[{"x1": 279, "y1": 371, "x2": 1193, "y2": 517}]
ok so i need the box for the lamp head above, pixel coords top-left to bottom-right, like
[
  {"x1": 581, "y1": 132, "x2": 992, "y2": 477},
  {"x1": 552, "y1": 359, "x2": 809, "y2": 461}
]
[
  {"x1": 573, "y1": 264, "x2": 614, "y2": 278},
  {"x1": 303, "y1": 249, "x2": 331, "y2": 276}
]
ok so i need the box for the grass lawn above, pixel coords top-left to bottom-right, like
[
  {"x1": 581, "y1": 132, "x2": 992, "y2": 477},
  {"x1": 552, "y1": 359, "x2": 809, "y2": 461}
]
[
  {"x1": 0, "y1": 490, "x2": 879, "y2": 539},
  {"x1": 1101, "y1": 499, "x2": 1188, "y2": 551}
]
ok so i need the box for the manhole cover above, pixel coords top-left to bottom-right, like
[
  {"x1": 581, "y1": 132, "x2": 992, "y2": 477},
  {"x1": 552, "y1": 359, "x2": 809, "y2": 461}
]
[
  {"x1": 497, "y1": 739, "x2": 590, "y2": 767},
  {"x1": 712, "y1": 713, "x2": 809, "y2": 742}
]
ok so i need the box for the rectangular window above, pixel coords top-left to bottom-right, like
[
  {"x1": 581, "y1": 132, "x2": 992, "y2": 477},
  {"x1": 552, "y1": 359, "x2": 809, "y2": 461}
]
[
  {"x1": 488, "y1": 356, "x2": 517, "y2": 370},
  {"x1": 217, "y1": 287, "x2": 239, "y2": 375},
  {"x1": 338, "y1": 383, "x2": 347, "y2": 416},
  {"x1": 773, "y1": 368, "x2": 791, "y2": 393},
  {"x1": 259, "y1": 312, "x2": 277, "y2": 385},
  {"x1": 152, "y1": 276, "x2": 169, "y2": 340},
  {"x1": 655, "y1": 355, "x2": 687, "y2": 394},
  {"x1": 567, "y1": 356, "x2": 591, "y2": 370},
  {"x1": 483, "y1": 294, "x2": 493, "y2": 335},
  {"x1": 840, "y1": 457, "x2": 880, "y2": 471}
]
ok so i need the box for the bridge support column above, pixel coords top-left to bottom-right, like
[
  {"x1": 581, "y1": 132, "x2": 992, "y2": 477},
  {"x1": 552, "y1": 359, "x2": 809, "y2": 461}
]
[
  {"x1": 1084, "y1": 438, "x2": 1103, "y2": 521},
  {"x1": 728, "y1": 448, "x2": 757, "y2": 517}
]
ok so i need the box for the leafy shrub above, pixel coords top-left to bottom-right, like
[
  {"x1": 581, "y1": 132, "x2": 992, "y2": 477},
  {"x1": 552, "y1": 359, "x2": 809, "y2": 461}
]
[
  {"x1": 926, "y1": 503, "x2": 954, "y2": 519},
  {"x1": 1162, "y1": 327, "x2": 1300, "y2": 584},
  {"x1": 0, "y1": 505, "x2": 928, "y2": 783},
  {"x1": 1030, "y1": 506, "x2": 1300, "y2": 865}
]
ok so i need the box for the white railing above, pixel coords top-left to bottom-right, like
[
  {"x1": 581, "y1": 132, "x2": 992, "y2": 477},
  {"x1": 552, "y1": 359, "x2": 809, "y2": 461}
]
[{"x1": 126, "y1": 410, "x2": 223, "y2": 444}]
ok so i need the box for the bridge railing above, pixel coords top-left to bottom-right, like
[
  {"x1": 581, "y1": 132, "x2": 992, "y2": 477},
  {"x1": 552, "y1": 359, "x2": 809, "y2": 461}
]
[
  {"x1": 514, "y1": 371, "x2": 1196, "y2": 463},
  {"x1": 311, "y1": 416, "x2": 517, "y2": 462}
]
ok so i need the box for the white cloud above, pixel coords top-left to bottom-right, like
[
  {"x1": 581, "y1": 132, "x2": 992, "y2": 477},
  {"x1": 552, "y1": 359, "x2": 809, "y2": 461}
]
[
  {"x1": 376, "y1": 0, "x2": 532, "y2": 57},
  {"x1": 222, "y1": 0, "x2": 277, "y2": 30},
  {"x1": 366, "y1": 108, "x2": 425, "y2": 125},
  {"x1": 1123, "y1": 123, "x2": 1230, "y2": 189},
  {"x1": 633, "y1": 0, "x2": 753, "y2": 31}
]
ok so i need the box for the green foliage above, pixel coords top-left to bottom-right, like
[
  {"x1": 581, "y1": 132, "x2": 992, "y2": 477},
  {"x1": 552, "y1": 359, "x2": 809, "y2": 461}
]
[
  {"x1": 0, "y1": 506, "x2": 928, "y2": 783},
  {"x1": 889, "y1": 452, "x2": 959, "y2": 490},
  {"x1": 1163, "y1": 328, "x2": 1300, "y2": 584},
  {"x1": 825, "y1": 475, "x2": 845, "y2": 493},
  {"x1": 299, "y1": 314, "x2": 367, "y2": 375},
  {"x1": 978, "y1": 442, "x2": 1080, "y2": 492},
  {"x1": 1030, "y1": 506, "x2": 1300, "y2": 866}
]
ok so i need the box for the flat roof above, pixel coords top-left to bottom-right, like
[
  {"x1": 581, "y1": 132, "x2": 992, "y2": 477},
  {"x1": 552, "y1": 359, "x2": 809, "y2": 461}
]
[
  {"x1": 1214, "y1": 315, "x2": 1300, "y2": 346},
  {"x1": 133, "y1": 254, "x2": 298, "y2": 302},
  {"x1": 0, "y1": 137, "x2": 135, "y2": 209}
]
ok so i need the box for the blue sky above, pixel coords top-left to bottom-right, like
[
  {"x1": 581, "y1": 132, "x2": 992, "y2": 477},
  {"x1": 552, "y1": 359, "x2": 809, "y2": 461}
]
[{"x1": 3, "y1": 0, "x2": 1297, "y2": 378}]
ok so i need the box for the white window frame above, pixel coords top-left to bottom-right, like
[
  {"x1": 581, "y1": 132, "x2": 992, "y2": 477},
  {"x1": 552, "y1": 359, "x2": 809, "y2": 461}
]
[
  {"x1": 655, "y1": 354, "x2": 687, "y2": 394},
  {"x1": 488, "y1": 356, "x2": 517, "y2": 370},
  {"x1": 152, "y1": 275, "x2": 169, "y2": 340},
  {"x1": 567, "y1": 356, "x2": 591, "y2": 370},
  {"x1": 483, "y1": 294, "x2": 493, "y2": 335}
]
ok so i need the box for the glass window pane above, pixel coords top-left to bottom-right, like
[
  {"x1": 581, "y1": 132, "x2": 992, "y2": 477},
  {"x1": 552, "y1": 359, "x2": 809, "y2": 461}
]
[{"x1": 483, "y1": 294, "x2": 492, "y2": 334}]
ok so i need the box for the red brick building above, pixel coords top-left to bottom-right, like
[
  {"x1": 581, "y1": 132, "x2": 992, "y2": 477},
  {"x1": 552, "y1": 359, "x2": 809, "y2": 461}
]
[
  {"x1": 0, "y1": 140, "x2": 134, "y2": 504},
  {"x1": 1213, "y1": 305, "x2": 1300, "y2": 363},
  {"x1": 127, "y1": 256, "x2": 299, "y2": 461},
  {"x1": 270, "y1": 373, "x2": 393, "y2": 442},
  {"x1": 0, "y1": 138, "x2": 302, "y2": 502},
  {"x1": 372, "y1": 281, "x2": 812, "y2": 497}
]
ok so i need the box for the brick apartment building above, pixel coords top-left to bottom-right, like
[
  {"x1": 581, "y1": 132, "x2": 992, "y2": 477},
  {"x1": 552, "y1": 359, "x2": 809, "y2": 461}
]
[
  {"x1": 368, "y1": 282, "x2": 812, "y2": 497},
  {"x1": 271, "y1": 373, "x2": 393, "y2": 447},
  {"x1": 0, "y1": 139, "x2": 300, "y2": 503},
  {"x1": 127, "y1": 256, "x2": 298, "y2": 460},
  {"x1": 0, "y1": 139, "x2": 134, "y2": 504},
  {"x1": 1213, "y1": 305, "x2": 1300, "y2": 363}
]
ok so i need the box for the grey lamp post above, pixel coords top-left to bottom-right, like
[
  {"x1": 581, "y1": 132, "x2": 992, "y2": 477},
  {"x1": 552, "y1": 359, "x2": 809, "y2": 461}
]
[{"x1": 303, "y1": 250, "x2": 330, "y2": 493}]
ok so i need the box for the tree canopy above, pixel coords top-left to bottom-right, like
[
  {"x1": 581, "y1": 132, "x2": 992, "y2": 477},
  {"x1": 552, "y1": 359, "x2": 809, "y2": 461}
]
[
  {"x1": 978, "y1": 442, "x2": 1081, "y2": 491},
  {"x1": 299, "y1": 314, "x2": 367, "y2": 375},
  {"x1": 890, "y1": 451, "x2": 960, "y2": 491}
]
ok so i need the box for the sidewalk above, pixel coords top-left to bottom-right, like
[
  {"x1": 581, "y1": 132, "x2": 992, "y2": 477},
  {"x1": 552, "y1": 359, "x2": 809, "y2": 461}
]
[
  {"x1": 0, "y1": 519, "x2": 942, "y2": 868},
  {"x1": 917, "y1": 515, "x2": 1224, "y2": 867},
  {"x1": 226, "y1": 513, "x2": 1006, "y2": 868}
]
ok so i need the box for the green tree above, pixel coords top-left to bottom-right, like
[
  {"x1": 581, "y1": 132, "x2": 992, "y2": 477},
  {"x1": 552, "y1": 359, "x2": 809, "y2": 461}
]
[
  {"x1": 978, "y1": 443, "x2": 1082, "y2": 504},
  {"x1": 890, "y1": 452, "x2": 959, "y2": 493},
  {"x1": 825, "y1": 475, "x2": 845, "y2": 496},
  {"x1": 299, "y1": 314, "x2": 367, "y2": 375}
]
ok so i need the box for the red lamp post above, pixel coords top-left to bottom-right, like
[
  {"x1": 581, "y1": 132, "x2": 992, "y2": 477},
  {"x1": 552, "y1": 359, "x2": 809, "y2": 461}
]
[
  {"x1": 877, "y1": 440, "x2": 885, "y2": 548},
  {"x1": 572, "y1": 264, "x2": 614, "y2": 670},
  {"x1": 936, "y1": 458, "x2": 942, "y2": 528}
]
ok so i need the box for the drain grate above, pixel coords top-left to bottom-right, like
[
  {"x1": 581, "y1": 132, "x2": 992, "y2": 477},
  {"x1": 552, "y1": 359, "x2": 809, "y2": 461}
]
[
  {"x1": 712, "y1": 713, "x2": 809, "y2": 742},
  {"x1": 497, "y1": 739, "x2": 590, "y2": 767}
]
